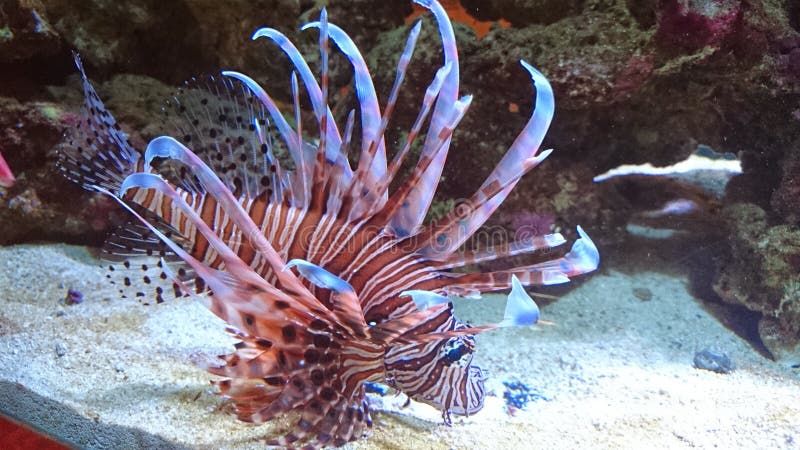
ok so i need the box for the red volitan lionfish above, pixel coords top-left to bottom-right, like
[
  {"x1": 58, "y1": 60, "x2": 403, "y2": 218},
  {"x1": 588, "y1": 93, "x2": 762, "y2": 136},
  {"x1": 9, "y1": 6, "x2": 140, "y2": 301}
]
[{"x1": 58, "y1": 0, "x2": 598, "y2": 448}]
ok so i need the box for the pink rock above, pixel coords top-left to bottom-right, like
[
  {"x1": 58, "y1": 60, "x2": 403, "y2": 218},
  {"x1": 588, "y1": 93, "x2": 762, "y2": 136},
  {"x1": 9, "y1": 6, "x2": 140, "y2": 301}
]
[
  {"x1": 656, "y1": 0, "x2": 741, "y2": 53},
  {"x1": 614, "y1": 54, "x2": 655, "y2": 97},
  {"x1": 0, "y1": 151, "x2": 15, "y2": 188}
]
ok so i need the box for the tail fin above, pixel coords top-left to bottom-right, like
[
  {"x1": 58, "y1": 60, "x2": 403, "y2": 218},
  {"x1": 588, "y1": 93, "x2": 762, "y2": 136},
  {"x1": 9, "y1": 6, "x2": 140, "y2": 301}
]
[{"x1": 57, "y1": 53, "x2": 140, "y2": 193}]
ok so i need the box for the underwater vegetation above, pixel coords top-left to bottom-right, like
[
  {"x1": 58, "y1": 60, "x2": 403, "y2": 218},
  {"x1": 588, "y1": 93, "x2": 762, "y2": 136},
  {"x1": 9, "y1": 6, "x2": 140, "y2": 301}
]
[{"x1": 57, "y1": 0, "x2": 598, "y2": 448}]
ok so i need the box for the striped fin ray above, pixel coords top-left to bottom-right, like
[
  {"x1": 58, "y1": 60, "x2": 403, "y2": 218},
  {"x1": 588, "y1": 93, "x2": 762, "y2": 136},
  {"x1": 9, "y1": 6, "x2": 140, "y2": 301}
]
[
  {"x1": 289, "y1": 71, "x2": 310, "y2": 205},
  {"x1": 478, "y1": 62, "x2": 554, "y2": 192},
  {"x1": 413, "y1": 148, "x2": 552, "y2": 258},
  {"x1": 417, "y1": 61, "x2": 555, "y2": 258},
  {"x1": 307, "y1": 8, "x2": 334, "y2": 215},
  {"x1": 434, "y1": 227, "x2": 599, "y2": 292},
  {"x1": 336, "y1": 20, "x2": 423, "y2": 222},
  {"x1": 284, "y1": 259, "x2": 368, "y2": 336},
  {"x1": 389, "y1": 0, "x2": 460, "y2": 237},
  {"x1": 402, "y1": 275, "x2": 540, "y2": 331},
  {"x1": 301, "y1": 20, "x2": 386, "y2": 179},
  {"x1": 371, "y1": 94, "x2": 473, "y2": 235},
  {"x1": 435, "y1": 233, "x2": 567, "y2": 269},
  {"x1": 324, "y1": 109, "x2": 357, "y2": 217},
  {"x1": 360, "y1": 62, "x2": 452, "y2": 219},
  {"x1": 251, "y1": 26, "x2": 347, "y2": 170},
  {"x1": 374, "y1": 278, "x2": 538, "y2": 346}
]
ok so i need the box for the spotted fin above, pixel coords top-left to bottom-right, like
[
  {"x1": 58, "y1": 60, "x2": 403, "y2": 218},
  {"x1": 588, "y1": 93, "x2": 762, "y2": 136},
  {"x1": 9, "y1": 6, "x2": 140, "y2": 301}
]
[
  {"x1": 101, "y1": 210, "x2": 199, "y2": 304},
  {"x1": 160, "y1": 74, "x2": 285, "y2": 199},
  {"x1": 57, "y1": 53, "x2": 140, "y2": 193}
]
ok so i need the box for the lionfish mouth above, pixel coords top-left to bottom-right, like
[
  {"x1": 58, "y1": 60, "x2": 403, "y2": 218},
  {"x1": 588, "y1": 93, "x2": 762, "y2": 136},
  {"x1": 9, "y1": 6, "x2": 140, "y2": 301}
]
[{"x1": 58, "y1": 0, "x2": 599, "y2": 448}]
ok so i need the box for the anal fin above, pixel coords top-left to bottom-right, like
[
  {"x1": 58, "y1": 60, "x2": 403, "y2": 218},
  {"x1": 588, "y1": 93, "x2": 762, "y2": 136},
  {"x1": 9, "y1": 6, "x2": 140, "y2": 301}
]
[{"x1": 102, "y1": 206, "x2": 201, "y2": 304}]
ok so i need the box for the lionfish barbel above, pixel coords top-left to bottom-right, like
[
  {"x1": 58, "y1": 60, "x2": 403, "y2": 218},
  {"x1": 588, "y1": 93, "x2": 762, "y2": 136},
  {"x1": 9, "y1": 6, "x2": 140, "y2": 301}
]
[{"x1": 59, "y1": 1, "x2": 598, "y2": 448}]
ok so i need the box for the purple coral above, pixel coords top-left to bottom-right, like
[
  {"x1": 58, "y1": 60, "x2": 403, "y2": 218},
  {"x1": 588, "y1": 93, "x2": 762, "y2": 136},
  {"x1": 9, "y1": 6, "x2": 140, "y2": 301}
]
[{"x1": 656, "y1": 0, "x2": 741, "y2": 53}]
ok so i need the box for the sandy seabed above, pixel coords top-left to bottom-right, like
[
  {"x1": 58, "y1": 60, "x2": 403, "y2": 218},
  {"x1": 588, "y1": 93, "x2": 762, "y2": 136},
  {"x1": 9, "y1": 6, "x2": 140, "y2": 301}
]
[{"x1": 1, "y1": 244, "x2": 798, "y2": 449}]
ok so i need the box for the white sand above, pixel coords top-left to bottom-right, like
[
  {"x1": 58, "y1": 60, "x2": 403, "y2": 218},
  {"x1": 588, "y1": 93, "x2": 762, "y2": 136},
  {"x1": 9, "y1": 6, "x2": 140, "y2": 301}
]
[{"x1": 1, "y1": 244, "x2": 798, "y2": 449}]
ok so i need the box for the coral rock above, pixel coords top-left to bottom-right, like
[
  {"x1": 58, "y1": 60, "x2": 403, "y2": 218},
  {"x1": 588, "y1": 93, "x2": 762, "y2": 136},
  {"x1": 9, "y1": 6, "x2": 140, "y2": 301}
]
[
  {"x1": 713, "y1": 203, "x2": 800, "y2": 357},
  {"x1": 655, "y1": 0, "x2": 742, "y2": 54}
]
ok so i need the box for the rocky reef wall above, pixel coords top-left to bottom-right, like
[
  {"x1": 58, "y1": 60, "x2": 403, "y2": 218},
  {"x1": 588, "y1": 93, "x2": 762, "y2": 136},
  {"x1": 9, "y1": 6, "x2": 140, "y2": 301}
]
[{"x1": 1, "y1": 0, "x2": 798, "y2": 354}]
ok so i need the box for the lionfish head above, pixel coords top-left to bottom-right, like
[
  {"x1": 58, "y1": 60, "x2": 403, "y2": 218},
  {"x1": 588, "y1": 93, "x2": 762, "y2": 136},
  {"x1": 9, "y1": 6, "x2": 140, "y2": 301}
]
[{"x1": 58, "y1": 0, "x2": 599, "y2": 448}]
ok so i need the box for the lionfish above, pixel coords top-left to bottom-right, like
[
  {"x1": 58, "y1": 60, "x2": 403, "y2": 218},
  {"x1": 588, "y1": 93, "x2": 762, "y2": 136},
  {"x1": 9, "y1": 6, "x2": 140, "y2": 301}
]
[{"x1": 58, "y1": 0, "x2": 598, "y2": 448}]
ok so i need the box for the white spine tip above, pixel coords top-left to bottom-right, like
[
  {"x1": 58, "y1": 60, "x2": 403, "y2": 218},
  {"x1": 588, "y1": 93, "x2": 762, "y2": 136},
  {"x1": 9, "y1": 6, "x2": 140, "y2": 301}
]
[{"x1": 570, "y1": 226, "x2": 600, "y2": 272}]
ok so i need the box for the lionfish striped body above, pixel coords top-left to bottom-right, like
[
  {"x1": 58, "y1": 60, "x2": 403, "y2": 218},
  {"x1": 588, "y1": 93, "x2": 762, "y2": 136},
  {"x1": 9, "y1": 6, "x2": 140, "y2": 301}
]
[{"x1": 59, "y1": 1, "x2": 598, "y2": 448}]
